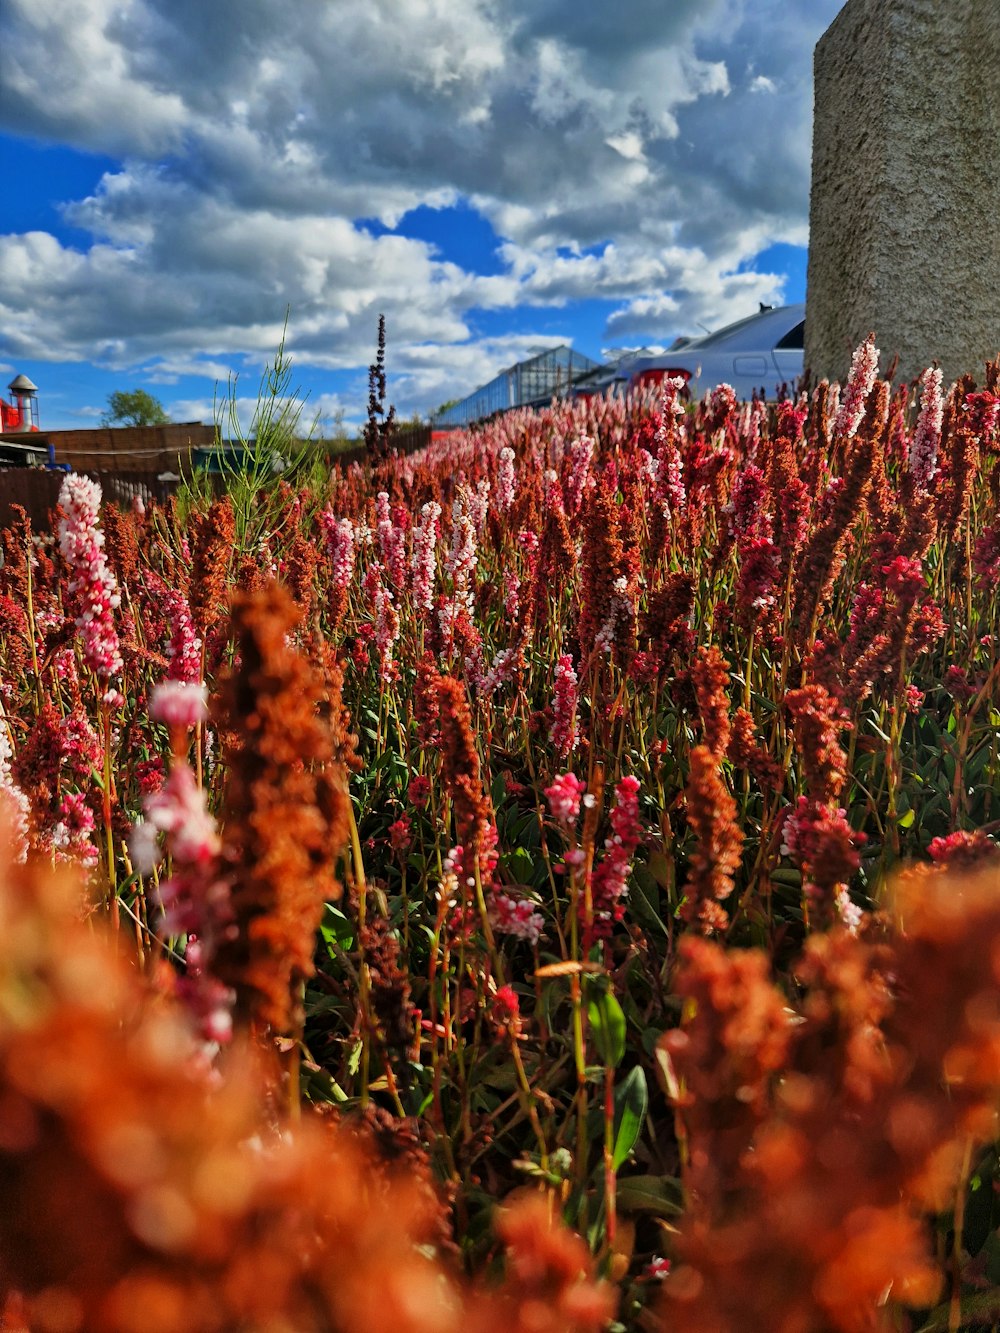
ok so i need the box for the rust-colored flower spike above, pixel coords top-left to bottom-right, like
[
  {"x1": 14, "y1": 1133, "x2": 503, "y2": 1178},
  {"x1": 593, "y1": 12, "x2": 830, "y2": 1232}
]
[
  {"x1": 212, "y1": 584, "x2": 350, "y2": 1034},
  {"x1": 679, "y1": 744, "x2": 743, "y2": 934},
  {"x1": 188, "y1": 496, "x2": 235, "y2": 637},
  {"x1": 659, "y1": 936, "x2": 793, "y2": 1211},
  {"x1": 785, "y1": 683, "x2": 849, "y2": 804},
  {"x1": 436, "y1": 673, "x2": 489, "y2": 857},
  {"x1": 659, "y1": 866, "x2": 1000, "y2": 1333},
  {"x1": 532, "y1": 496, "x2": 577, "y2": 632},
  {"x1": 727, "y1": 707, "x2": 783, "y2": 794},
  {"x1": 100, "y1": 503, "x2": 141, "y2": 591},
  {"x1": 639, "y1": 571, "x2": 695, "y2": 675},
  {"x1": 414, "y1": 651, "x2": 442, "y2": 747},
  {"x1": 658, "y1": 929, "x2": 936, "y2": 1333},
  {"x1": 283, "y1": 528, "x2": 319, "y2": 616},
  {"x1": 808, "y1": 378, "x2": 832, "y2": 457},
  {"x1": 0, "y1": 595, "x2": 30, "y2": 676},
  {"x1": 937, "y1": 416, "x2": 980, "y2": 545},
  {"x1": 766, "y1": 431, "x2": 810, "y2": 569},
  {"x1": 792, "y1": 437, "x2": 875, "y2": 644},
  {"x1": 895, "y1": 487, "x2": 938, "y2": 564},
  {"x1": 857, "y1": 380, "x2": 893, "y2": 529},
  {"x1": 0, "y1": 505, "x2": 32, "y2": 603},
  {"x1": 691, "y1": 645, "x2": 731, "y2": 757},
  {"x1": 305, "y1": 630, "x2": 362, "y2": 775},
  {"x1": 362, "y1": 912, "x2": 413, "y2": 1055},
  {"x1": 577, "y1": 468, "x2": 624, "y2": 658}
]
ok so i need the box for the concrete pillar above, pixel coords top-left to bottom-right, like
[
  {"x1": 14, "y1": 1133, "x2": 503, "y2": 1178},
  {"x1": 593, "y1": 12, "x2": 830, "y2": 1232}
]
[{"x1": 805, "y1": 0, "x2": 1000, "y2": 387}]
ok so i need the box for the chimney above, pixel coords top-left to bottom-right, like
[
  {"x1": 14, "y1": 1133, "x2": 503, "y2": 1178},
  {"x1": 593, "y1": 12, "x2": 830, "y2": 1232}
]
[{"x1": 4, "y1": 374, "x2": 40, "y2": 432}]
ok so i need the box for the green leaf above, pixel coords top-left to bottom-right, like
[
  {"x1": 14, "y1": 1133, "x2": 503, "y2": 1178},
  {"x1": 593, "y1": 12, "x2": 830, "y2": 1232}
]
[
  {"x1": 587, "y1": 985, "x2": 626, "y2": 1068},
  {"x1": 504, "y1": 846, "x2": 535, "y2": 883},
  {"x1": 630, "y1": 867, "x2": 668, "y2": 936},
  {"x1": 301, "y1": 1067, "x2": 348, "y2": 1104},
  {"x1": 612, "y1": 1067, "x2": 648, "y2": 1170},
  {"x1": 770, "y1": 868, "x2": 802, "y2": 888},
  {"x1": 320, "y1": 903, "x2": 355, "y2": 952},
  {"x1": 615, "y1": 1174, "x2": 685, "y2": 1217},
  {"x1": 646, "y1": 851, "x2": 671, "y2": 887},
  {"x1": 346, "y1": 1039, "x2": 362, "y2": 1076}
]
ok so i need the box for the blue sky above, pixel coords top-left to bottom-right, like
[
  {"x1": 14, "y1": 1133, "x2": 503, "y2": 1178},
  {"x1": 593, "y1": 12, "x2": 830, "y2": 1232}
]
[{"x1": 0, "y1": 0, "x2": 839, "y2": 432}]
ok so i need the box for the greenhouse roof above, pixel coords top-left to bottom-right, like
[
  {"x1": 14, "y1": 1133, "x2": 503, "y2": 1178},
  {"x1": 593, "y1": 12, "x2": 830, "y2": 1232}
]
[{"x1": 433, "y1": 344, "x2": 601, "y2": 428}]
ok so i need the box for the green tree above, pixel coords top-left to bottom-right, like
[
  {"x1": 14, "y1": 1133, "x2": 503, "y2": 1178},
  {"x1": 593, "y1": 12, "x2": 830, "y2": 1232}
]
[{"x1": 101, "y1": 389, "x2": 170, "y2": 427}]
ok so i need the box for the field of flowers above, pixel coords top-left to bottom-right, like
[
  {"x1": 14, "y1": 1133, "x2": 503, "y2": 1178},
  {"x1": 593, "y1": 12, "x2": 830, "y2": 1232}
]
[{"x1": 2, "y1": 339, "x2": 1000, "y2": 1332}]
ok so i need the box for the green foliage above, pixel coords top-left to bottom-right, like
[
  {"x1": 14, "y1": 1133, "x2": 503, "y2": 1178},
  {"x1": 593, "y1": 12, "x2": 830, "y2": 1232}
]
[
  {"x1": 101, "y1": 388, "x2": 170, "y2": 427},
  {"x1": 178, "y1": 318, "x2": 325, "y2": 550}
]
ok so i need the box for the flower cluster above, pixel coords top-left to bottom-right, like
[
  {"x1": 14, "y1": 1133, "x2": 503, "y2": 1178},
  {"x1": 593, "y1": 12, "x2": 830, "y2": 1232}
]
[
  {"x1": 908, "y1": 365, "x2": 943, "y2": 487},
  {"x1": 833, "y1": 333, "x2": 879, "y2": 440},
  {"x1": 496, "y1": 446, "x2": 517, "y2": 512},
  {"x1": 591, "y1": 774, "x2": 641, "y2": 926},
  {"x1": 680, "y1": 746, "x2": 743, "y2": 934},
  {"x1": 150, "y1": 679, "x2": 209, "y2": 730},
  {"x1": 659, "y1": 867, "x2": 1000, "y2": 1333},
  {"x1": 492, "y1": 892, "x2": 544, "y2": 945},
  {"x1": 545, "y1": 771, "x2": 587, "y2": 825},
  {"x1": 212, "y1": 585, "x2": 351, "y2": 1034},
  {"x1": 411, "y1": 501, "x2": 441, "y2": 610},
  {"x1": 57, "y1": 474, "x2": 123, "y2": 686},
  {"x1": 163, "y1": 588, "x2": 202, "y2": 683}
]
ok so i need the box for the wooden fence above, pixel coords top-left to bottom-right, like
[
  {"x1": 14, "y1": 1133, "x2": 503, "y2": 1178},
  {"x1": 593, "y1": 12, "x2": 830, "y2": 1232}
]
[
  {"x1": 0, "y1": 469, "x2": 180, "y2": 534},
  {"x1": 44, "y1": 422, "x2": 215, "y2": 475},
  {"x1": 0, "y1": 424, "x2": 437, "y2": 534}
]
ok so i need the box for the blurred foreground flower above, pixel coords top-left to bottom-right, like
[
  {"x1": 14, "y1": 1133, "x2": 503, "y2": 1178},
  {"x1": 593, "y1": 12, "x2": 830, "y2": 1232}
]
[
  {"x1": 657, "y1": 863, "x2": 1000, "y2": 1333},
  {"x1": 0, "y1": 826, "x2": 613, "y2": 1333}
]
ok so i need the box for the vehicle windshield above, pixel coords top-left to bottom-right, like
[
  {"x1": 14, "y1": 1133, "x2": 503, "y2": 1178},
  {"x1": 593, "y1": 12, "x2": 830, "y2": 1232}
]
[
  {"x1": 689, "y1": 314, "x2": 766, "y2": 348},
  {"x1": 688, "y1": 306, "x2": 803, "y2": 350}
]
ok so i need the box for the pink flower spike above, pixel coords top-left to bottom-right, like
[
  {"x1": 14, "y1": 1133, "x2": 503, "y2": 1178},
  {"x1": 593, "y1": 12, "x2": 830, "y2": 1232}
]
[
  {"x1": 491, "y1": 893, "x2": 544, "y2": 945},
  {"x1": 493, "y1": 984, "x2": 520, "y2": 1023},
  {"x1": 496, "y1": 447, "x2": 517, "y2": 512},
  {"x1": 545, "y1": 771, "x2": 587, "y2": 825},
  {"x1": 57, "y1": 473, "x2": 123, "y2": 681},
  {"x1": 140, "y1": 761, "x2": 220, "y2": 867},
  {"x1": 549, "y1": 653, "x2": 579, "y2": 759},
  {"x1": 834, "y1": 334, "x2": 879, "y2": 440},
  {"x1": 151, "y1": 680, "x2": 209, "y2": 729},
  {"x1": 908, "y1": 366, "x2": 943, "y2": 488}
]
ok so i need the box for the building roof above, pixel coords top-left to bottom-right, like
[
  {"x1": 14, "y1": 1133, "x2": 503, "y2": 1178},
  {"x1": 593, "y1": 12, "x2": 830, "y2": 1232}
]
[{"x1": 433, "y1": 344, "x2": 601, "y2": 428}]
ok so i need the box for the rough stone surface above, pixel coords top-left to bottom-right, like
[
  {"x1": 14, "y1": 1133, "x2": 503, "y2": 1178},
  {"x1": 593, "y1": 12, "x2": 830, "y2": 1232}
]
[{"x1": 806, "y1": 0, "x2": 1000, "y2": 387}]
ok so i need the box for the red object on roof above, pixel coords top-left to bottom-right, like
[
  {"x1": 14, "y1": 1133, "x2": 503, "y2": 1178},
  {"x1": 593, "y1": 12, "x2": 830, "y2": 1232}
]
[
  {"x1": 2, "y1": 374, "x2": 40, "y2": 432},
  {"x1": 0, "y1": 400, "x2": 29, "y2": 431}
]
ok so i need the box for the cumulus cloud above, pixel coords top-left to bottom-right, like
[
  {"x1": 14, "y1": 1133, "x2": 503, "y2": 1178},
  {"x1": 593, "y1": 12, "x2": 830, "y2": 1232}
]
[{"x1": 0, "y1": 0, "x2": 842, "y2": 408}]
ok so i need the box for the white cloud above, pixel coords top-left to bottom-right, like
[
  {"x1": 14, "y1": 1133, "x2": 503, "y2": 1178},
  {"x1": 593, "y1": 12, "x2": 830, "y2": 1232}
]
[
  {"x1": 1, "y1": 0, "x2": 186, "y2": 153},
  {"x1": 0, "y1": 0, "x2": 843, "y2": 409}
]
